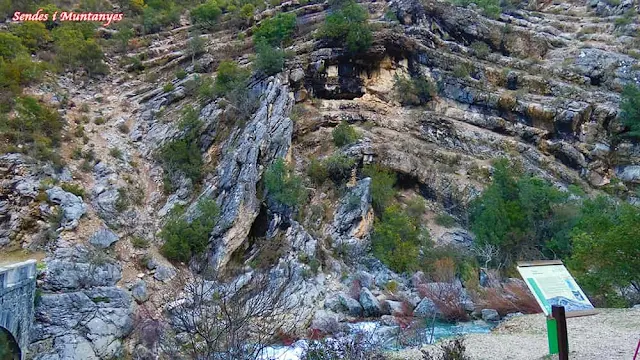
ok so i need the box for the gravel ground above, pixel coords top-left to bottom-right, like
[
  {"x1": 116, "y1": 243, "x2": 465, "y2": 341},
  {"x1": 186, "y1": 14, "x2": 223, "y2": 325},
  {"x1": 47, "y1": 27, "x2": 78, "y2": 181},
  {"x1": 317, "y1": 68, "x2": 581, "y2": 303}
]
[{"x1": 391, "y1": 308, "x2": 640, "y2": 360}]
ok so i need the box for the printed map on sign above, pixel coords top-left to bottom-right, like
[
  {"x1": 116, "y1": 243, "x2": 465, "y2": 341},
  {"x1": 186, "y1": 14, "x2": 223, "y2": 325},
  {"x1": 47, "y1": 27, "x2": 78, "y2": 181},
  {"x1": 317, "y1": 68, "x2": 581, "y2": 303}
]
[{"x1": 517, "y1": 261, "x2": 595, "y2": 316}]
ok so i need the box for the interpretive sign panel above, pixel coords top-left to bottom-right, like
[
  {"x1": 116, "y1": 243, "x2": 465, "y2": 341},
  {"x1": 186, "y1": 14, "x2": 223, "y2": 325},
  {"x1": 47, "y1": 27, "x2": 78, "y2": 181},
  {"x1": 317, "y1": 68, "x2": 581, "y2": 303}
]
[{"x1": 517, "y1": 260, "x2": 595, "y2": 317}]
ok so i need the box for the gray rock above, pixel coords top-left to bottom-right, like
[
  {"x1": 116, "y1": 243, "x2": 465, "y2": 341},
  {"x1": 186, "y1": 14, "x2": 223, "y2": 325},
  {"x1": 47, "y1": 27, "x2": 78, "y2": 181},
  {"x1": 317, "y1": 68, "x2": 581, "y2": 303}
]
[
  {"x1": 289, "y1": 68, "x2": 305, "y2": 84},
  {"x1": 331, "y1": 178, "x2": 372, "y2": 248},
  {"x1": 438, "y1": 229, "x2": 474, "y2": 248},
  {"x1": 208, "y1": 77, "x2": 294, "y2": 271},
  {"x1": 337, "y1": 292, "x2": 363, "y2": 317},
  {"x1": 356, "y1": 271, "x2": 375, "y2": 289},
  {"x1": 30, "y1": 287, "x2": 133, "y2": 359},
  {"x1": 154, "y1": 265, "x2": 176, "y2": 282},
  {"x1": 616, "y1": 165, "x2": 640, "y2": 183},
  {"x1": 359, "y1": 288, "x2": 382, "y2": 317},
  {"x1": 46, "y1": 187, "x2": 87, "y2": 230},
  {"x1": 131, "y1": 280, "x2": 149, "y2": 303},
  {"x1": 43, "y1": 246, "x2": 122, "y2": 291},
  {"x1": 89, "y1": 228, "x2": 119, "y2": 249},
  {"x1": 383, "y1": 300, "x2": 405, "y2": 316},
  {"x1": 481, "y1": 308, "x2": 500, "y2": 322},
  {"x1": 309, "y1": 310, "x2": 343, "y2": 334},
  {"x1": 413, "y1": 298, "x2": 442, "y2": 318}
]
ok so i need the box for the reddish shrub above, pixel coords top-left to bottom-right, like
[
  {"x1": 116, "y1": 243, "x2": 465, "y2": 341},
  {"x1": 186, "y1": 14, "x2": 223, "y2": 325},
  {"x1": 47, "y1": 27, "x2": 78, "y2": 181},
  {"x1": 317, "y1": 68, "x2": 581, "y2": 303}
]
[
  {"x1": 475, "y1": 282, "x2": 541, "y2": 315},
  {"x1": 276, "y1": 329, "x2": 298, "y2": 346},
  {"x1": 418, "y1": 282, "x2": 469, "y2": 322}
]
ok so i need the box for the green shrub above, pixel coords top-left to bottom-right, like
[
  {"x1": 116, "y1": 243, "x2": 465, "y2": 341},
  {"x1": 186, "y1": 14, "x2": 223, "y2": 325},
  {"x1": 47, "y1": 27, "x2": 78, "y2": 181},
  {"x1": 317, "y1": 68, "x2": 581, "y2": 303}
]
[
  {"x1": 264, "y1": 158, "x2": 306, "y2": 206},
  {"x1": 253, "y1": 42, "x2": 285, "y2": 76},
  {"x1": 321, "y1": 0, "x2": 372, "y2": 53},
  {"x1": 469, "y1": 158, "x2": 572, "y2": 266},
  {"x1": 393, "y1": 75, "x2": 435, "y2": 106},
  {"x1": 158, "y1": 107, "x2": 203, "y2": 192},
  {"x1": 452, "y1": 63, "x2": 472, "y2": 78},
  {"x1": 568, "y1": 197, "x2": 640, "y2": 307},
  {"x1": 618, "y1": 84, "x2": 640, "y2": 140},
  {"x1": 451, "y1": 0, "x2": 502, "y2": 19},
  {"x1": 191, "y1": 0, "x2": 222, "y2": 28},
  {"x1": 324, "y1": 153, "x2": 356, "y2": 183},
  {"x1": 131, "y1": 236, "x2": 150, "y2": 249},
  {"x1": 163, "y1": 82, "x2": 175, "y2": 92},
  {"x1": 52, "y1": 25, "x2": 107, "y2": 77},
  {"x1": 253, "y1": 13, "x2": 297, "y2": 47},
  {"x1": 176, "y1": 69, "x2": 187, "y2": 79},
  {"x1": 110, "y1": 147, "x2": 123, "y2": 159},
  {"x1": 143, "y1": 0, "x2": 180, "y2": 33},
  {"x1": 160, "y1": 198, "x2": 220, "y2": 262},
  {"x1": 240, "y1": 4, "x2": 255, "y2": 20},
  {"x1": 0, "y1": 97, "x2": 65, "y2": 162},
  {"x1": 470, "y1": 41, "x2": 491, "y2": 58},
  {"x1": 307, "y1": 158, "x2": 329, "y2": 185},
  {"x1": 435, "y1": 213, "x2": 457, "y2": 228},
  {"x1": 332, "y1": 121, "x2": 360, "y2": 147},
  {"x1": 9, "y1": 22, "x2": 51, "y2": 52},
  {"x1": 94, "y1": 117, "x2": 106, "y2": 125},
  {"x1": 215, "y1": 60, "x2": 250, "y2": 96},
  {"x1": 372, "y1": 205, "x2": 430, "y2": 273},
  {"x1": 362, "y1": 164, "x2": 396, "y2": 213},
  {"x1": 60, "y1": 183, "x2": 85, "y2": 197},
  {"x1": 0, "y1": 33, "x2": 27, "y2": 60}
]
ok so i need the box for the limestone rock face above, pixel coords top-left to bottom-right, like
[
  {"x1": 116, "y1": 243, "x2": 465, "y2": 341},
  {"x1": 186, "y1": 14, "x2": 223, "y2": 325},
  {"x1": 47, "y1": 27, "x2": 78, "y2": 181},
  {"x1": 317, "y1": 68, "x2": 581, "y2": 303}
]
[
  {"x1": 331, "y1": 178, "x2": 373, "y2": 249},
  {"x1": 30, "y1": 244, "x2": 133, "y2": 360},
  {"x1": 46, "y1": 187, "x2": 86, "y2": 230},
  {"x1": 208, "y1": 77, "x2": 294, "y2": 271},
  {"x1": 89, "y1": 228, "x2": 119, "y2": 249}
]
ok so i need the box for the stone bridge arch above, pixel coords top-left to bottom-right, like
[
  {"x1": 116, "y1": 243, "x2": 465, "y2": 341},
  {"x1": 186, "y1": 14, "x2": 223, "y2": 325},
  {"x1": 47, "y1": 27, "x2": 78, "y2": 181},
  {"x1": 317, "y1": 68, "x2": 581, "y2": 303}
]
[{"x1": 0, "y1": 260, "x2": 36, "y2": 360}]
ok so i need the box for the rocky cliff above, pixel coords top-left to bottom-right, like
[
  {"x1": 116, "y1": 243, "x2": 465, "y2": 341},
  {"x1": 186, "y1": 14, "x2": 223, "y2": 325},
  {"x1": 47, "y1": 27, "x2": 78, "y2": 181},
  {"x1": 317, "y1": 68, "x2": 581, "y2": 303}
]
[{"x1": 1, "y1": 0, "x2": 639, "y2": 358}]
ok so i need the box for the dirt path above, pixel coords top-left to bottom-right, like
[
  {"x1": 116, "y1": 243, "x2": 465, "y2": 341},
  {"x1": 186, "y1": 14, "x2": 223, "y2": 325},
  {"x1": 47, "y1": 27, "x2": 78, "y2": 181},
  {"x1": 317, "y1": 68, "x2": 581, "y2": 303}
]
[{"x1": 394, "y1": 308, "x2": 640, "y2": 360}]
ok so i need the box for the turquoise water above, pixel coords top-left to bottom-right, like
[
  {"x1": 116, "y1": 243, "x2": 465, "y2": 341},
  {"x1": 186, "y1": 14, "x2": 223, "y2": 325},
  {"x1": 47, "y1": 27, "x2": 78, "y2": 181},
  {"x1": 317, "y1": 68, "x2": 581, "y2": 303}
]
[{"x1": 259, "y1": 320, "x2": 496, "y2": 359}]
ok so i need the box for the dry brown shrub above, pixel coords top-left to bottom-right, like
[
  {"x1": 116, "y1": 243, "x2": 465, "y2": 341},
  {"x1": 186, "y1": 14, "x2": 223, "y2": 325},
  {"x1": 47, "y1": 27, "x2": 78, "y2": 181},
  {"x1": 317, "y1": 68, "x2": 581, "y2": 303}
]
[
  {"x1": 418, "y1": 282, "x2": 469, "y2": 322},
  {"x1": 475, "y1": 281, "x2": 541, "y2": 315}
]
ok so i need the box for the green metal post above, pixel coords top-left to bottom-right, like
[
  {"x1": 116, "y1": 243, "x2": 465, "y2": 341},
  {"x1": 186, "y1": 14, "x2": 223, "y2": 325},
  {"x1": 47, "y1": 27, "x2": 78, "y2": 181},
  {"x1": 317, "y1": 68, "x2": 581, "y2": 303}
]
[{"x1": 547, "y1": 318, "x2": 558, "y2": 355}]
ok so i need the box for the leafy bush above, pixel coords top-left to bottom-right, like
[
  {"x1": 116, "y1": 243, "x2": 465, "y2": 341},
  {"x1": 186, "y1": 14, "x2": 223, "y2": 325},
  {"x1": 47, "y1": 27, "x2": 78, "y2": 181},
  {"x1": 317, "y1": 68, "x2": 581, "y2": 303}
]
[
  {"x1": 362, "y1": 164, "x2": 396, "y2": 213},
  {"x1": 52, "y1": 24, "x2": 107, "y2": 77},
  {"x1": 393, "y1": 75, "x2": 435, "y2": 106},
  {"x1": 372, "y1": 205, "x2": 430, "y2": 273},
  {"x1": 264, "y1": 158, "x2": 306, "y2": 206},
  {"x1": 323, "y1": 153, "x2": 356, "y2": 183},
  {"x1": 435, "y1": 213, "x2": 457, "y2": 228},
  {"x1": 470, "y1": 41, "x2": 491, "y2": 58},
  {"x1": 253, "y1": 13, "x2": 297, "y2": 47},
  {"x1": 332, "y1": 121, "x2": 360, "y2": 147},
  {"x1": 160, "y1": 198, "x2": 220, "y2": 262},
  {"x1": 176, "y1": 69, "x2": 187, "y2": 79},
  {"x1": 321, "y1": 0, "x2": 372, "y2": 53},
  {"x1": 60, "y1": 183, "x2": 85, "y2": 197},
  {"x1": 451, "y1": 0, "x2": 502, "y2": 19},
  {"x1": 9, "y1": 22, "x2": 50, "y2": 52},
  {"x1": 253, "y1": 42, "x2": 285, "y2": 76},
  {"x1": 131, "y1": 236, "x2": 150, "y2": 249},
  {"x1": 0, "y1": 33, "x2": 27, "y2": 59},
  {"x1": 143, "y1": 0, "x2": 180, "y2": 33},
  {"x1": 618, "y1": 84, "x2": 640, "y2": 140},
  {"x1": 469, "y1": 158, "x2": 572, "y2": 266},
  {"x1": 158, "y1": 107, "x2": 204, "y2": 192},
  {"x1": 191, "y1": 0, "x2": 222, "y2": 28},
  {"x1": 0, "y1": 97, "x2": 65, "y2": 162},
  {"x1": 568, "y1": 197, "x2": 640, "y2": 307},
  {"x1": 307, "y1": 158, "x2": 329, "y2": 185},
  {"x1": 163, "y1": 82, "x2": 175, "y2": 92},
  {"x1": 215, "y1": 60, "x2": 250, "y2": 96}
]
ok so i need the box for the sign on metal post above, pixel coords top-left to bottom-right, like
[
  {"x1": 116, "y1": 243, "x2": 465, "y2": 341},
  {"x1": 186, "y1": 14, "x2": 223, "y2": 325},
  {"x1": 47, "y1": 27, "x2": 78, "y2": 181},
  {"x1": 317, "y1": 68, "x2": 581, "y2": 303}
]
[{"x1": 517, "y1": 260, "x2": 597, "y2": 355}]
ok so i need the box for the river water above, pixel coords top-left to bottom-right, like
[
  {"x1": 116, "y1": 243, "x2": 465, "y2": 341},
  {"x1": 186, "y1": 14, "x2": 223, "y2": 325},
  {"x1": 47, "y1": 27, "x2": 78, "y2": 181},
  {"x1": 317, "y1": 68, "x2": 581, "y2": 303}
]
[{"x1": 259, "y1": 320, "x2": 495, "y2": 360}]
